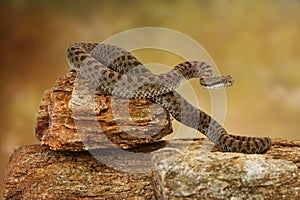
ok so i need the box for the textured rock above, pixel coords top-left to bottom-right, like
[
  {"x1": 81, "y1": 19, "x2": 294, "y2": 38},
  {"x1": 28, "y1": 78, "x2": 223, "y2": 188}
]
[
  {"x1": 3, "y1": 139, "x2": 300, "y2": 199},
  {"x1": 152, "y1": 138, "x2": 300, "y2": 199},
  {"x1": 35, "y1": 70, "x2": 172, "y2": 151},
  {"x1": 3, "y1": 144, "x2": 156, "y2": 200}
]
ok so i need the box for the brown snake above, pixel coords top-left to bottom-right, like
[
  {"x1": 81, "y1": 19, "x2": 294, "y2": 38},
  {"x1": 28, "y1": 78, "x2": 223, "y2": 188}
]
[{"x1": 67, "y1": 43, "x2": 272, "y2": 154}]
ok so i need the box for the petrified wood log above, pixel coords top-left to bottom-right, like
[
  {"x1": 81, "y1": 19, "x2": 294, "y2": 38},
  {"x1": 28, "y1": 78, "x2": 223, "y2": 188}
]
[
  {"x1": 3, "y1": 139, "x2": 300, "y2": 199},
  {"x1": 3, "y1": 144, "x2": 156, "y2": 199},
  {"x1": 35, "y1": 70, "x2": 172, "y2": 151}
]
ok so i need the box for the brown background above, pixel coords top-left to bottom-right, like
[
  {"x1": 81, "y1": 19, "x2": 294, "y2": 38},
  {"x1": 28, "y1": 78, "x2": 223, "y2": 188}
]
[{"x1": 1, "y1": 0, "x2": 300, "y2": 196}]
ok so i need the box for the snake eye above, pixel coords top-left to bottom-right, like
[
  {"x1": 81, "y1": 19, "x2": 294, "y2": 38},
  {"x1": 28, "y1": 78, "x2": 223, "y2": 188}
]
[{"x1": 224, "y1": 75, "x2": 234, "y2": 87}]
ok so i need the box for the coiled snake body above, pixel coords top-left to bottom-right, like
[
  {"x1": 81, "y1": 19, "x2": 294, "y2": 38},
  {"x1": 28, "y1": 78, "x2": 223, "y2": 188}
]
[{"x1": 67, "y1": 43, "x2": 271, "y2": 154}]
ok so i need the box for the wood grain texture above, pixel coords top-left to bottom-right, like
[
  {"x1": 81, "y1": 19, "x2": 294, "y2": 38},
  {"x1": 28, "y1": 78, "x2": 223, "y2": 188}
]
[
  {"x1": 3, "y1": 144, "x2": 155, "y2": 199},
  {"x1": 35, "y1": 70, "x2": 172, "y2": 151},
  {"x1": 3, "y1": 139, "x2": 300, "y2": 199}
]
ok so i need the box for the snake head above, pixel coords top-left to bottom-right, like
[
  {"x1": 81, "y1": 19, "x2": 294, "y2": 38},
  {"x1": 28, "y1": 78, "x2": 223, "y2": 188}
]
[
  {"x1": 200, "y1": 75, "x2": 234, "y2": 90},
  {"x1": 223, "y1": 75, "x2": 234, "y2": 87}
]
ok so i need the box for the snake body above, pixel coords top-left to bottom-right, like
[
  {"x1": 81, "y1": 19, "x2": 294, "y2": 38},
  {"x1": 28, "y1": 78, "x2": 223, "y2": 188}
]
[{"x1": 67, "y1": 43, "x2": 272, "y2": 154}]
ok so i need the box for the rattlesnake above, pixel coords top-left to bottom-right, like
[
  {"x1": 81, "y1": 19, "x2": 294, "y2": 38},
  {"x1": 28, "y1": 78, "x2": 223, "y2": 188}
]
[{"x1": 67, "y1": 43, "x2": 271, "y2": 154}]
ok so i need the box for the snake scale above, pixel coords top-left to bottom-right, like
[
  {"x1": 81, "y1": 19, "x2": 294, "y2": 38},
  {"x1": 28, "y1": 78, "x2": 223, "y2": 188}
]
[{"x1": 67, "y1": 43, "x2": 271, "y2": 154}]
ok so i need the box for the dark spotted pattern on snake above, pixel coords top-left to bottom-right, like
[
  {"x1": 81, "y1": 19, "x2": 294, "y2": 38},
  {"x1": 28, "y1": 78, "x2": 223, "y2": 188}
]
[{"x1": 67, "y1": 43, "x2": 272, "y2": 154}]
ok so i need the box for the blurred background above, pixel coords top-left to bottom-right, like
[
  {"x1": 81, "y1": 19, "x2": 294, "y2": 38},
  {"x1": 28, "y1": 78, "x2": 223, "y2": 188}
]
[{"x1": 1, "y1": 0, "x2": 300, "y2": 195}]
